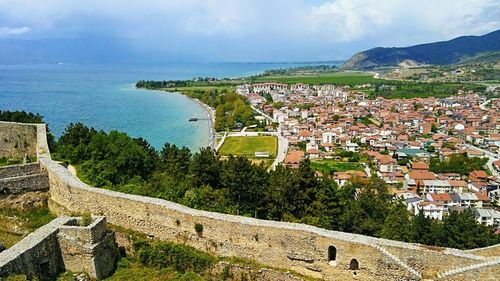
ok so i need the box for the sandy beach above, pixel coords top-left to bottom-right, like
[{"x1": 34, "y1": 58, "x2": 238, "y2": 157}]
[{"x1": 191, "y1": 97, "x2": 216, "y2": 149}]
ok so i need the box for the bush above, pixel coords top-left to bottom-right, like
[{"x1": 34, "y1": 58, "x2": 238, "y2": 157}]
[
  {"x1": 195, "y1": 223, "x2": 204, "y2": 235},
  {"x1": 136, "y1": 241, "x2": 215, "y2": 273},
  {"x1": 117, "y1": 257, "x2": 132, "y2": 269}
]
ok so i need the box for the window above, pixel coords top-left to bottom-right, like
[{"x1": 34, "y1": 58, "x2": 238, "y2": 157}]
[
  {"x1": 328, "y1": 246, "x2": 337, "y2": 262},
  {"x1": 349, "y1": 259, "x2": 359, "y2": 270}
]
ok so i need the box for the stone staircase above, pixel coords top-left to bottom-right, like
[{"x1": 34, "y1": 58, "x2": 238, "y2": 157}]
[
  {"x1": 437, "y1": 257, "x2": 500, "y2": 279},
  {"x1": 375, "y1": 245, "x2": 422, "y2": 279}
]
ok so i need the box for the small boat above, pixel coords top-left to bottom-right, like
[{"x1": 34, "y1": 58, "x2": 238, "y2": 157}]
[{"x1": 188, "y1": 118, "x2": 198, "y2": 122}]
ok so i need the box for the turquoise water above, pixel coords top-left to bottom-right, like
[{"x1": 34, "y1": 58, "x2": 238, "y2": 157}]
[{"x1": 0, "y1": 63, "x2": 335, "y2": 150}]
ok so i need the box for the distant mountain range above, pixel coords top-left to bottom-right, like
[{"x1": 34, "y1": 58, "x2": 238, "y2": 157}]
[{"x1": 343, "y1": 29, "x2": 500, "y2": 69}]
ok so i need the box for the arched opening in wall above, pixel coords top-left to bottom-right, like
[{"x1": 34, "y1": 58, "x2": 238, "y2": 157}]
[
  {"x1": 328, "y1": 246, "x2": 337, "y2": 266},
  {"x1": 349, "y1": 259, "x2": 359, "y2": 270}
]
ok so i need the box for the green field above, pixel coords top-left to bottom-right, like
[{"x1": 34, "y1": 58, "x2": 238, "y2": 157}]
[
  {"x1": 310, "y1": 159, "x2": 363, "y2": 174},
  {"x1": 253, "y1": 71, "x2": 378, "y2": 85},
  {"x1": 219, "y1": 136, "x2": 277, "y2": 158}
]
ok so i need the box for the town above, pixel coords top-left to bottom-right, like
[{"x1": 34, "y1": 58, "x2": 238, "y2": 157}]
[{"x1": 235, "y1": 81, "x2": 500, "y2": 229}]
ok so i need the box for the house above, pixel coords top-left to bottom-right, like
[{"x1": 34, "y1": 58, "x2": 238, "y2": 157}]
[
  {"x1": 345, "y1": 142, "x2": 359, "y2": 153},
  {"x1": 422, "y1": 180, "x2": 453, "y2": 194},
  {"x1": 306, "y1": 148, "x2": 320, "y2": 159},
  {"x1": 469, "y1": 170, "x2": 488, "y2": 182},
  {"x1": 489, "y1": 188, "x2": 500, "y2": 205},
  {"x1": 474, "y1": 208, "x2": 500, "y2": 228},
  {"x1": 410, "y1": 162, "x2": 429, "y2": 171},
  {"x1": 426, "y1": 193, "x2": 453, "y2": 208},
  {"x1": 283, "y1": 150, "x2": 305, "y2": 169},
  {"x1": 334, "y1": 172, "x2": 352, "y2": 187},
  {"x1": 377, "y1": 155, "x2": 398, "y2": 173},
  {"x1": 416, "y1": 202, "x2": 446, "y2": 220}
]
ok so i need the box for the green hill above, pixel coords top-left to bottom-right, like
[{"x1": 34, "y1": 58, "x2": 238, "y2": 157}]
[{"x1": 343, "y1": 29, "x2": 500, "y2": 69}]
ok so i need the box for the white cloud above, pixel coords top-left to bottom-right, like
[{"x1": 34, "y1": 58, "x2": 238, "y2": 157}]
[
  {"x1": 307, "y1": 0, "x2": 500, "y2": 43},
  {"x1": 0, "y1": 0, "x2": 497, "y2": 60},
  {"x1": 0, "y1": 26, "x2": 30, "y2": 36}
]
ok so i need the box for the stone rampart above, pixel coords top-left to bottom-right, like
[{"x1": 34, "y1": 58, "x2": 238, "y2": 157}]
[
  {"x1": 0, "y1": 163, "x2": 41, "y2": 179},
  {"x1": 42, "y1": 156, "x2": 496, "y2": 280},
  {"x1": 0, "y1": 173, "x2": 49, "y2": 195},
  {"x1": 0, "y1": 217, "x2": 73, "y2": 280},
  {"x1": 3, "y1": 121, "x2": 499, "y2": 280},
  {"x1": 0, "y1": 216, "x2": 118, "y2": 280},
  {"x1": 0, "y1": 121, "x2": 38, "y2": 159},
  {"x1": 58, "y1": 216, "x2": 118, "y2": 279}
]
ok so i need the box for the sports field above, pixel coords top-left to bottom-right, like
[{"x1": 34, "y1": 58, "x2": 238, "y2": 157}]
[{"x1": 219, "y1": 136, "x2": 277, "y2": 158}]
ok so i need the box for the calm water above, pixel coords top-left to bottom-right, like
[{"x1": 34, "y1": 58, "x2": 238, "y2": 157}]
[{"x1": 0, "y1": 63, "x2": 334, "y2": 150}]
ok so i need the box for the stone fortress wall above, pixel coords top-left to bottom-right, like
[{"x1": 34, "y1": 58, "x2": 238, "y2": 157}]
[
  {"x1": 0, "y1": 216, "x2": 118, "y2": 280},
  {"x1": 0, "y1": 121, "x2": 38, "y2": 160},
  {"x1": 1, "y1": 122, "x2": 499, "y2": 280}
]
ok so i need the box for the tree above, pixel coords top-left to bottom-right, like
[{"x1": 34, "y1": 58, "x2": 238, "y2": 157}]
[
  {"x1": 410, "y1": 211, "x2": 439, "y2": 245},
  {"x1": 189, "y1": 148, "x2": 220, "y2": 188},
  {"x1": 381, "y1": 203, "x2": 411, "y2": 241}
]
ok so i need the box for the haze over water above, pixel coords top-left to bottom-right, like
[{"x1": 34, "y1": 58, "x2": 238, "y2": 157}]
[{"x1": 0, "y1": 62, "x2": 330, "y2": 150}]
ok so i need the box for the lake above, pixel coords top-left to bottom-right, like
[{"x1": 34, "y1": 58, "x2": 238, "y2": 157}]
[{"x1": 0, "y1": 62, "x2": 334, "y2": 150}]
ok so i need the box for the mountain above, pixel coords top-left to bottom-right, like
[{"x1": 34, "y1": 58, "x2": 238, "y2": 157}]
[{"x1": 343, "y1": 29, "x2": 500, "y2": 69}]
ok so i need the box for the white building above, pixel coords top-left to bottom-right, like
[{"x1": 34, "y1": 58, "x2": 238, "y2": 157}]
[{"x1": 475, "y1": 208, "x2": 500, "y2": 228}]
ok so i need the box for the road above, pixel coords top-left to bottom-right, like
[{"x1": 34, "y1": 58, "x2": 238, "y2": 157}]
[
  {"x1": 250, "y1": 104, "x2": 277, "y2": 123},
  {"x1": 463, "y1": 143, "x2": 499, "y2": 176},
  {"x1": 271, "y1": 127, "x2": 288, "y2": 170}
]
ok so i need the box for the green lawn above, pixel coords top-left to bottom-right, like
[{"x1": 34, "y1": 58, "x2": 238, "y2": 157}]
[
  {"x1": 219, "y1": 136, "x2": 277, "y2": 158},
  {"x1": 310, "y1": 159, "x2": 363, "y2": 174},
  {"x1": 0, "y1": 207, "x2": 56, "y2": 248},
  {"x1": 253, "y1": 71, "x2": 378, "y2": 85}
]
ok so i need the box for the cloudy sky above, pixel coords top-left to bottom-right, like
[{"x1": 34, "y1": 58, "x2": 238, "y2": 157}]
[{"x1": 0, "y1": 0, "x2": 499, "y2": 62}]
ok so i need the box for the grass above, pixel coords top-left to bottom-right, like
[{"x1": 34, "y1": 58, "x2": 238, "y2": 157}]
[
  {"x1": 0, "y1": 157, "x2": 23, "y2": 167},
  {"x1": 219, "y1": 136, "x2": 277, "y2": 158},
  {"x1": 310, "y1": 159, "x2": 363, "y2": 174},
  {"x1": 0, "y1": 207, "x2": 56, "y2": 248},
  {"x1": 252, "y1": 71, "x2": 378, "y2": 85}
]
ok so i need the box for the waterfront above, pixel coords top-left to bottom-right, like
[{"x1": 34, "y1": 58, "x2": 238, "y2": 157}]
[{"x1": 0, "y1": 62, "x2": 333, "y2": 150}]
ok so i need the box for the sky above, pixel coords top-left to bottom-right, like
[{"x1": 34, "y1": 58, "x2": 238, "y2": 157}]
[{"x1": 0, "y1": 0, "x2": 499, "y2": 62}]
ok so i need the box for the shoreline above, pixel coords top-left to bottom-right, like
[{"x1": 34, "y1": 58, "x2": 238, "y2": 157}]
[
  {"x1": 139, "y1": 86, "x2": 216, "y2": 149},
  {"x1": 190, "y1": 97, "x2": 216, "y2": 149}
]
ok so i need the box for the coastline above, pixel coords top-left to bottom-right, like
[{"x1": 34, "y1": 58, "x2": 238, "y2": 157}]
[
  {"x1": 139, "y1": 86, "x2": 216, "y2": 149},
  {"x1": 190, "y1": 97, "x2": 216, "y2": 149}
]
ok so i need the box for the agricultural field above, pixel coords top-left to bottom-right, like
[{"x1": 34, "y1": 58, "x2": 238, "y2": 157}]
[
  {"x1": 310, "y1": 159, "x2": 364, "y2": 174},
  {"x1": 219, "y1": 136, "x2": 277, "y2": 158}
]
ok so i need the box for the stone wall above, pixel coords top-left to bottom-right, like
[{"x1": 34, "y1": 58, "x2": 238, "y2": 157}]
[
  {"x1": 0, "y1": 163, "x2": 41, "y2": 178},
  {"x1": 58, "y1": 217, "x2": 118, "y2": 279},
  {"x1": 4, "y1": 121, "x2": 499, "y2": 280},
  {"x1": 0, "y1": 121, "x2": 38, "y2": 159},
  {"x1": 42, "y1": 156, "x2": 495, "y2": 280},
  {"x1": 0, "y1": 216, "x2": 118, "y2": 280},
  {"x1": 0, "y1": 173, "x2": 49, "y2": 194},
  {"x1": 0, "y1": 217, "x2": 73, "y2": 280}
]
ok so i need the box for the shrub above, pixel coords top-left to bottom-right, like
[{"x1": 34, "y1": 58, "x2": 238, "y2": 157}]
[
  {"x1": 136, "y1": 241, "x2": 215, "y2": 273},
  {"x1": 195, "y1": 223, "x2": 204, "y2": 235}
]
